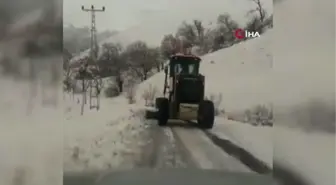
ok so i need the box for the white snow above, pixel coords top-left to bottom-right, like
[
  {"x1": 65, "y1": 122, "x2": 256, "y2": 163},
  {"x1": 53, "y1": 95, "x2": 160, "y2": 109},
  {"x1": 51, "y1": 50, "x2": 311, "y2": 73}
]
[
  {"x1": 211, "y1": 117, "x2": 272, "y2": 167},
  {"x1": 64, "y1": 96, "x2": 149, "y2": 172},
  {"x1": 275, "y1": 127, "x2": 335, "y2": 185},
  {"x1": 272, "y1": 0, "x2": 335, "y2": 184},
  {"x1": 63, "y1": 0, "x2": 275, "y2": 175},
  {"x1": 0, "y1": 78, "x2": 63, "y2": 185}
]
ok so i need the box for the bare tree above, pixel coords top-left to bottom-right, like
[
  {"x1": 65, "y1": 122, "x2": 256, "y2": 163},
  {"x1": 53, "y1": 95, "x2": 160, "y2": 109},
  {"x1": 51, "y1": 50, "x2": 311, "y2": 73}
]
[
  {"x1": 193, "y1": 20, "x2": 205, "y2": 46},
  {"x1": 209, "y1": 29, "x2": 225, "y2": 51},
  {"x1": 247, "y1": 0, "x2": 267, "y2": 22},
  {"x1": 175, "y1": 20, "x2": 206, "y2": 53},
  {"x1": 147, "y1": 47, "x2": 162, "y2": 72},
  {"x1": 176, "y1": 22, "x2": 196, "y2": 44},
  {"x1": 245, "y1": 15, "x2": 264, "y2": 34},
  {"x1": 98, "y1": 42, "x2": 125, "y2": 92},
  {"x1": 175, "y1": 22, "x2": 196, "y2": 51},
  {"x1": 160, "y1": 34, "x2": 177, "y2": 59},
  {"x1": 63, "y1": 48, "x2": 75, "y2": 100},
  {"x1": 124, "y1": 41, "x2": 157, "y2": 81},
  {"x1": 263, "y1": 14, "x2": 273, "y2": 28},
  {"x1": 202, "y1": 28, "x2": 217, "y2": 53},
  {"x1": 217, "y1": 13, "x2": 239, "y2": 45}
]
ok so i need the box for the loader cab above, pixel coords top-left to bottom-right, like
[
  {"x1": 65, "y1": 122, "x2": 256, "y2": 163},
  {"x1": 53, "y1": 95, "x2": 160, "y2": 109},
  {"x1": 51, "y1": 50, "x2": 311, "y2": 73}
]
[
  {"x1": 167, "y1": 55, "x2": 201, "y2": 77},
  {"x1": 163, "y1": 54, "x2": 202, "y2": 99},
  {"x1": 163, "y1": 54, "x2": 204, "y2": 115}
]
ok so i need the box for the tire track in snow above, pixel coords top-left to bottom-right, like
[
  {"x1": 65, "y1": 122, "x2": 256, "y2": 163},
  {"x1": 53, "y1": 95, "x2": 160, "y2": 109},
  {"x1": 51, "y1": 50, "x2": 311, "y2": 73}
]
[
  {"x1": 158, "y1": 127, "x2": 192, "y2": 168},
  {"x1": 170, "y1": 123, "x2": 252, "y2": 172},
  {"x1": 203, "y1": 131, "x2": 271, "y2": 174},
  {"x1": 133, "y1": 120, "x2": 159, "y2": 168},
  {"x1": 142, "y1": 119, "x2": 270, "y2": 174},
  {"x1": 136, "y1": 121, "x2": 191, "y2": 168}
]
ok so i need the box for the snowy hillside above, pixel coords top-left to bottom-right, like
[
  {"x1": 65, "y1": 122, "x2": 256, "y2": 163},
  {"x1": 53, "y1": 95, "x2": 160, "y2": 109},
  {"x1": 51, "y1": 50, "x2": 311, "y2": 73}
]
[{"x1": 69, "y1": 0, "x2": 272, "y2": 64}]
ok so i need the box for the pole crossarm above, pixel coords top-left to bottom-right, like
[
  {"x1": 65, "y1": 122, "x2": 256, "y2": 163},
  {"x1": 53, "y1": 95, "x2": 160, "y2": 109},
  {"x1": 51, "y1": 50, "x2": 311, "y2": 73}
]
[{"x1": 81, "y1": 5, "x2": 105, "y2": 12}]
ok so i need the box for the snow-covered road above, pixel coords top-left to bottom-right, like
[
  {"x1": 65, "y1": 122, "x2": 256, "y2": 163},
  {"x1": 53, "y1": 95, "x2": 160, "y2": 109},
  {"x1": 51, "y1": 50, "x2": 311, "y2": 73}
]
[
  {"x1": 172, "y1": 124, "x2": 253, "y2": 172},
  {"x1": 211, "y1": 117, "x2": 272, "y2": 168},
  {"x1": 63, "y1": 108, "x2": 273, "y2": 185},
  {"x1": 64, "y1": 100, "x2": 260, "y2": 173}
]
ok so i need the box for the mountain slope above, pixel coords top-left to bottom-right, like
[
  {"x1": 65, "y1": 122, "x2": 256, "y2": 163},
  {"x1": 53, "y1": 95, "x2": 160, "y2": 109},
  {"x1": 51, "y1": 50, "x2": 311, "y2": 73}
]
[{"x1": 69, "y1": 0, "x2": 272, "y2": 63}]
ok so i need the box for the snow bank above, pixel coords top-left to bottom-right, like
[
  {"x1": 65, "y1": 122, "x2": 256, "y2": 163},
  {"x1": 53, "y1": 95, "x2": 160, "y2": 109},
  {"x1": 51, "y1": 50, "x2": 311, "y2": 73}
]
[
  {"x1": 211, "y1": 117, "x2": 272, "y2": 167},
  {"x1": 274, "y1": 127, "x2": 335, "y2": 185},
  {"x1": 64, "y1": 96, "x2": 149, "y2": 172}
]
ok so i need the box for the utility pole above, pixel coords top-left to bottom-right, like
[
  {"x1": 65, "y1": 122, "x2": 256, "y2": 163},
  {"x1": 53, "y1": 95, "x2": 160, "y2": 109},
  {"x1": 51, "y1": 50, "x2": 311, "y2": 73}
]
[
  {"x1": 80, "y1": 5, "x2": 105, "y2": 112},
  {"x1": 81, "y1": 5, "x2": 105, "y2": 63}
]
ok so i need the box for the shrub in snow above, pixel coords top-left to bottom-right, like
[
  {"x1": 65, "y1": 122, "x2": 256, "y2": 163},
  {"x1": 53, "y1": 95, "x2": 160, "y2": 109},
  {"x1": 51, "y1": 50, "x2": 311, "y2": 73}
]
[
  {"x1": 244, "y1": 104, "x2": 273, "y2": 126},
  {"x1": 104, "y1": 84, "x2": 120, "y2": 98},
  {"x1": 125, "y1": 84, "x2": 136, "y2": 104},
  {"x1": 142, "y1": 84, "x2": 158, "y2": 107}
]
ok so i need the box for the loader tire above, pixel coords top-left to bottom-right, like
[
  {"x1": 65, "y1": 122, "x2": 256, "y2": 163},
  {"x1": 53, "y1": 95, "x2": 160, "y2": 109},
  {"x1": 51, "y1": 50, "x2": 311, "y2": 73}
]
[
  {"x1": 155, "y1": 98, "x2": 163, "y2": 108},
  {"x1": 156, "y1": 97, "x2": 169, "y2": 126},
  {"x1": 198, "y1": 100, "x2": 215, "y2": 129}
]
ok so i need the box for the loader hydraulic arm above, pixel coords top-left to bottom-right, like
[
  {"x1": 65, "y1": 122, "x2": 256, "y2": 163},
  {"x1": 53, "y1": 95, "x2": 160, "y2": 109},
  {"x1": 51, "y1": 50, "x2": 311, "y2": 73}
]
[{"x1": 163, "y1": 66, "x2": 168, "y2": 96}]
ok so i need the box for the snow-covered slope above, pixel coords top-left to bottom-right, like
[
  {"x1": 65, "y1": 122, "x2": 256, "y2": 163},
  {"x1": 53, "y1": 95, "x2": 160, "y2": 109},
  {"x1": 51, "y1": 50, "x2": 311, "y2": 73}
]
[{"x1": 69, "y1": 0, "x2": 272, "y2": 64}]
